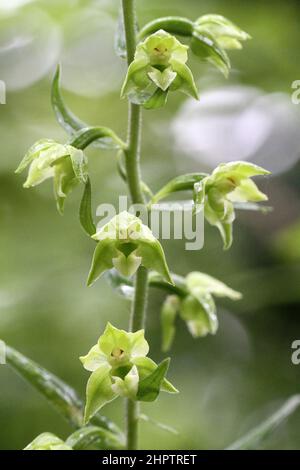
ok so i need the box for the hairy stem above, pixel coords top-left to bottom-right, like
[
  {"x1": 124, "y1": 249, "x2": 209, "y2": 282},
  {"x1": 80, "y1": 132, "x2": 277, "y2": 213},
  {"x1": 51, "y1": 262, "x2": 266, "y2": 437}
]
[{"x1": 122, "y1": 0, "x2": 149, "y2": 450}]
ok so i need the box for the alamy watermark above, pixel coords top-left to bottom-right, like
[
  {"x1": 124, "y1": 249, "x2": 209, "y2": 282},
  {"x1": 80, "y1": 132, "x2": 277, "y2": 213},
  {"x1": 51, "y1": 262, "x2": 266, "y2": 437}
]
[
  {"x1": 96, "y1": 196, "x2": 204, "y2": 250},
  {"x1": 0, "y1": 80, "x2": 6, "y2": 104},
  {"x1": 0, "y1": 340, "x2": 6, "y2": 365},
  {"x1": 291, "y1": 80, "x2": 300, "y2": 105},
  {"x1": 291, "y1": 340, "x2": 300, "y2": 365}
]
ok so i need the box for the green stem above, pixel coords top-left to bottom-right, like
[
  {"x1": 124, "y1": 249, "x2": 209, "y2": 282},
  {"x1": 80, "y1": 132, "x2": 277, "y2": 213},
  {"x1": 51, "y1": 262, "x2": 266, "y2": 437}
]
[{"x1": 122, "y1": 0, "x2": 149, "y2": 450}]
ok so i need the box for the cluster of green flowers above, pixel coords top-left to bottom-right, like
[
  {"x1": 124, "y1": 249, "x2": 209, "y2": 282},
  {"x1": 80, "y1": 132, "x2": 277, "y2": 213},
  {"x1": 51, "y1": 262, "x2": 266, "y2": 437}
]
[
  {"x1": 16, "y1": 10, "x2": 272, "y2": 447},
  {"x1": 122, "y1": 14, "x2": 250, "y2": 108}
]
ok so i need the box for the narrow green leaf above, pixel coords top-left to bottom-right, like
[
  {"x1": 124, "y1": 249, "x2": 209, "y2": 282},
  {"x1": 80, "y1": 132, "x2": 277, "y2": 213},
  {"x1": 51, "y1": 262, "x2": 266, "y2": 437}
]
[
  {"x1": 226, "y1": 395, "x2": 300, "y2": 450},
  {"x1": 80, "y1": 178, "x2": 96, "y2": 237},
  {"x1": 66, "y1": 426, "x2": 124, "y2": 450},
  {"x1": 139, "y1": 17, "x2": 194, "y2": 40},
  {"x1": 151, "y1": 173, "x2": 208, "y2": 204},
  {"x1": 51, "y1": 65, "x2": 88, "y2": 135},
  {"x1": 6, "y1": 345, "x2": 83, "y2": 428},
  {"x1": 137, "y1": 358, "x2": 170, "y2": 402},
  {"x1": 69, "y1": 127, "x2": 126, "y2": 151},
  {"x1": 51, "y1": 66, "x2": 125, "y2": 150},
  {"x1": 5, "y1": 345, "x2": 121, "y2": 435}
]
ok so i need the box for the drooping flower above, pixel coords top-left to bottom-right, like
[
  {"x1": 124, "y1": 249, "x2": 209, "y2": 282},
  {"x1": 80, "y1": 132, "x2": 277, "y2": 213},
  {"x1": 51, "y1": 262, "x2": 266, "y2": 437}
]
[
  {"x1": 194, "y1": 162, "x2": 270, "y2": 249},
  {"x1": 87, "y1": 211, "x2": 173, "y2": 285},
  {"x1": 24, "y1": 433, "x2": 72, "y2": 451},
  {"x1": 80, "y1": 323, "x2": 178, "y2": 423},
  {"x1": 15, "y1": 139, "x2": 88, "y2": 213},
  {"x1": 121, "y1": 30, "x2": 198, "y2": 109},
  {"x1": 161, "y1": 271, "x2": 242, "y2": 351},
  {"x1": 191, "y1": 14, "x2": 250, "y2": 77}
]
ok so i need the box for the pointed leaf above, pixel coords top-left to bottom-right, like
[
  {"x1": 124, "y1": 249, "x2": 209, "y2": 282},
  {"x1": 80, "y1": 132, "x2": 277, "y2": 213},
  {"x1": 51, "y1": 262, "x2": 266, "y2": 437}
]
[
  {"x1": 136, "y1": 358, "x2": 171, "y2": 402},
  {"x1": 80, "y1": 178, "x2": 96, "y2": 237},
  {"x1": 52, "y1": 66, "x2": 123, "y2": 150},
  {"x1": 133, "y1": 356, "x2": 178, "y2": 394}
]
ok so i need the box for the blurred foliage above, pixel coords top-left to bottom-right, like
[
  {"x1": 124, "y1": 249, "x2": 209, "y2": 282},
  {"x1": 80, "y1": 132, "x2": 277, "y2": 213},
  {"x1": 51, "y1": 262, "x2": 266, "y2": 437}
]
[{"x1": 0, "y1": 0, "x2": 300, "y2": 450}]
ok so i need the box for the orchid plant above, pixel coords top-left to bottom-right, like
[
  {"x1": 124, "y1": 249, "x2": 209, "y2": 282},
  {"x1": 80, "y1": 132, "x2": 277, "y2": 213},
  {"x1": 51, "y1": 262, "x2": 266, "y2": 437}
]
[{"x1": 8, "y1": 1, "x2": 274, "y2": 451}]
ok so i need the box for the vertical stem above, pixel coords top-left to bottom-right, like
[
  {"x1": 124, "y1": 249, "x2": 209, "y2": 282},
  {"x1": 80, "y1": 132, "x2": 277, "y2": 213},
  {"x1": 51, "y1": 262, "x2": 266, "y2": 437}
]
[{"x1": 122, "y1": 0, "x2": 149, "y2": 450}]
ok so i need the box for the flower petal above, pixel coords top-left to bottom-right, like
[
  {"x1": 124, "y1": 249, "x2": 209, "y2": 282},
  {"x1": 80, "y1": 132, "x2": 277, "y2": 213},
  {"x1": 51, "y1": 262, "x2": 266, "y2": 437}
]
[
  {"x1": 186, "y1": 272, "x2": 242, "y2": 300},
  {"x1": 80, "y1": 344, "x2": 107, "y2": 372}
]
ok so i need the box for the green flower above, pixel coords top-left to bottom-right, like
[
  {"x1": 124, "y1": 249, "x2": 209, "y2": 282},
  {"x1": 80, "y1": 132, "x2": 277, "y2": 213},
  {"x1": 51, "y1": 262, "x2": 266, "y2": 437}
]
[
  {"x1": 194, "y1": 162, "x2": 270, "y2": 249},
  {"x1": 24, "y1": 433, "x2": 72, "y2": 451},
  {"x1": 80, "y1": 323, "x2": 178, "y2": 423},
  {"x1": 15, "y1": 139, "x2": 88, "y2": 214},
  {"x1": 161, "y1": 271, "x2": 242, "y2": 351},
  {"x1": 195, "y1": 14, "x2": 251, "y2": 50},
  {"x1": 121, "y1": 30, "x2": 198, "y2": 109},
  {"x1": 191, "y1": 15, "x2": 250, "y2": 77},
  {"x1": 87, "y1": 211, "x2": 173, "y2": 285}
]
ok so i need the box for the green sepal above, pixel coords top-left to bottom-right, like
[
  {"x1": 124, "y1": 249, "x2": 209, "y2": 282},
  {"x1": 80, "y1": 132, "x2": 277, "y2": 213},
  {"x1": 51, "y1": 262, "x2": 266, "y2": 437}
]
[
  {"x1": 169, "y1": 59, "x2": 199, "y2": 99},
  {"x1": 84, "y1": 364, "x2": 117, "y2": 424},
  {"x1": 87, "y1": 239, "x2": 119, "y2": 286}
]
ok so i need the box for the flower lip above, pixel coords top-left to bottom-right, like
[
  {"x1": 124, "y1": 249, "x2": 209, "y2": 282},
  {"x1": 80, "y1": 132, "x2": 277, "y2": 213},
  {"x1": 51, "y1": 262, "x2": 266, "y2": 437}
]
[{"x1": 111, "y1": 347, "x2": 125, "y2": 359}]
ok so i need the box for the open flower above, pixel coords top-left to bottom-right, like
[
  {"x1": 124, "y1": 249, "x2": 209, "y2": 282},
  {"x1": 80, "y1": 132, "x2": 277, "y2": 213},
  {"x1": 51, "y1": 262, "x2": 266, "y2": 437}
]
[
  {"x1": 121, "y1": 30, "x2": 198, "y2": 109},
  {"x1": 194, "y1": 162, "x2": 270, "y2": 249},
  {"x1": 87, "y1": 211, "x2": 173, "y2": 285},
  {"x1": 80, "y1": 323, "x2": 178, "y2": 423},
  {"x1": 24, "y1": 433, "x2": 72, "y2": 451},
  {"x1": 161, "y1": 271, "x2": 242, "y2": 351},
  {"x1": 15, "y1": 139, "x2": 88, "y2": 213}
]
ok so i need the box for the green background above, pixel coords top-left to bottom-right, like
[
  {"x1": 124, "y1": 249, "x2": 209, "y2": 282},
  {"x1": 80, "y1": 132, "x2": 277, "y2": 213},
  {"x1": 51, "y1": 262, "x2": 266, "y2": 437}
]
[{"x1": 1, "y1": 0, "x2": 300, "y2": 450}]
